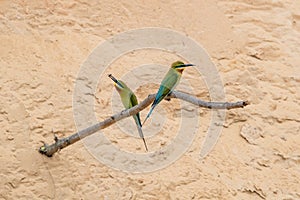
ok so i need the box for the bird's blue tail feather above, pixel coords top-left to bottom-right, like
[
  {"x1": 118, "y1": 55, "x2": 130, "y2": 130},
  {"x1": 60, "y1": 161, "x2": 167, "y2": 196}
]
[{"x1": 142, "y1": 104, "x2": 156, "y2": 126}]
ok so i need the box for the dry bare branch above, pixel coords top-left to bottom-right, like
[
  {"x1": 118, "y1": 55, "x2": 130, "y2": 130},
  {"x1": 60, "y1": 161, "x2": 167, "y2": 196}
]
[{"x1": 39, "y1": 91, "x2": 249, "y2": 157}]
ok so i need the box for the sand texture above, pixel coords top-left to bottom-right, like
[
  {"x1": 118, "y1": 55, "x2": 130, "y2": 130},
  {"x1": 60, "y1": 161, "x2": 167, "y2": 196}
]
[{"x1": 1, "y1": 0, "x2": 299, "y2": 199}]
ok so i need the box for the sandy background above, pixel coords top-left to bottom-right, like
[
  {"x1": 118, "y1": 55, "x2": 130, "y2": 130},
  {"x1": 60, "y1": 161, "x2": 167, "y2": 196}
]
[{"x1": 1, "y1": 0, "x2": 300, "y2": 199}]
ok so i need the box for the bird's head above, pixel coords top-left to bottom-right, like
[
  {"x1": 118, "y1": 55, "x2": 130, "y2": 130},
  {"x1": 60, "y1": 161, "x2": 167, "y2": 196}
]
[
  {"x1": 108, "y1": 74, "x2": 126, "y2": 92},
  {"x1": 171, "y1": 61, "x2": 195, "y2": 73}
]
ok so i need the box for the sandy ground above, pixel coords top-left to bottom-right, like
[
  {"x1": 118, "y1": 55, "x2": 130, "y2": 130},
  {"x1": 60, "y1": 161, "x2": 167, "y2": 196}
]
[{"x1": 1, "y1": 0, "x2": 300, "y2": 199}]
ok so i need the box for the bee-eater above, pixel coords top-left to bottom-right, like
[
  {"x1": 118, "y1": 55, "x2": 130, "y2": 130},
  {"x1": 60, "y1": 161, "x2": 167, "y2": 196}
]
[
  {"x1": 142, "y1": 61, "x2": 194, "y2": 125},
  {"x1": 108, "y1": 74, "x2": 148, "y2": 151}
]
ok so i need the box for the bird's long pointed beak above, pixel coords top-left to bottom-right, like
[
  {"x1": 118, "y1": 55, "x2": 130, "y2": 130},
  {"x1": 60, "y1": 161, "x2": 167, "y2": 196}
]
[
  {"x1": 108, "y1": 74, "x2": 118, "y2": 83},
  {"x1": 176, "y1": 63, "x2": 195, "y2": 68},
  {"x1": 108, "y1": 74, "x2": 123, "y2": 88}
]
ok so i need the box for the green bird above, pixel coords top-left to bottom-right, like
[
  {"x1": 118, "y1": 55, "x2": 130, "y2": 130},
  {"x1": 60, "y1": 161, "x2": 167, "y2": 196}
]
[
  {"x1": 108, "y1": 74, "x2": 148, "y2": 151},
  {"x1": 143, "y1": 61, "x2": 194, "y2": 125}
]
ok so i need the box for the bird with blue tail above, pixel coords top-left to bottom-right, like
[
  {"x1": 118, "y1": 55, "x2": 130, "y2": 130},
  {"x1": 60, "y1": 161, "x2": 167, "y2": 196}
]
[
  {"x1": 108, "y1": 74, "x2": 148, "y2": 151},
  {"x1": 142, "y1": 61, "x2": 195, "y2": 126}
]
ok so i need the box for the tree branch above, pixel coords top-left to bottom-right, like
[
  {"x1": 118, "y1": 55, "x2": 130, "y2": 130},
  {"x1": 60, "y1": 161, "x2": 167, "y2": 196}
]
[{"x1": 39, "y1": 91, "x2": 249, "y2": 157}]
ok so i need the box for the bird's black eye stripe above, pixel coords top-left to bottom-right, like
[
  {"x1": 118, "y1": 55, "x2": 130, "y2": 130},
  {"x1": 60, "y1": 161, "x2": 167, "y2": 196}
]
[
  {"x1": 175, "y1": 64, "x2": 184, "y2": 68},
  {"x1": 175, "y1": 64, "x2": 186, "y2": 68},
  {"x1": 175, "y1": 64, "x2": 194, "y2": 68}
]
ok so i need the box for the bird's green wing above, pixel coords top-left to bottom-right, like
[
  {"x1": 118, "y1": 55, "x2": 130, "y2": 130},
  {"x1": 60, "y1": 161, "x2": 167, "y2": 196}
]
[
  {"x1": 160, "y1": 68, "x2": 179, "y2": 90},
  {"x1": 154, "y1": 69, "x2": 179, "y2": 105},
  {"x1": 130, "y1": 93, "x2": 142, "y2": 127},
  {"x1": 129, "y1": 92, "x2": 138, "y2": 107},
  {"x1": 142, "y1": 68, "x2": 181, "y2": 126}
]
